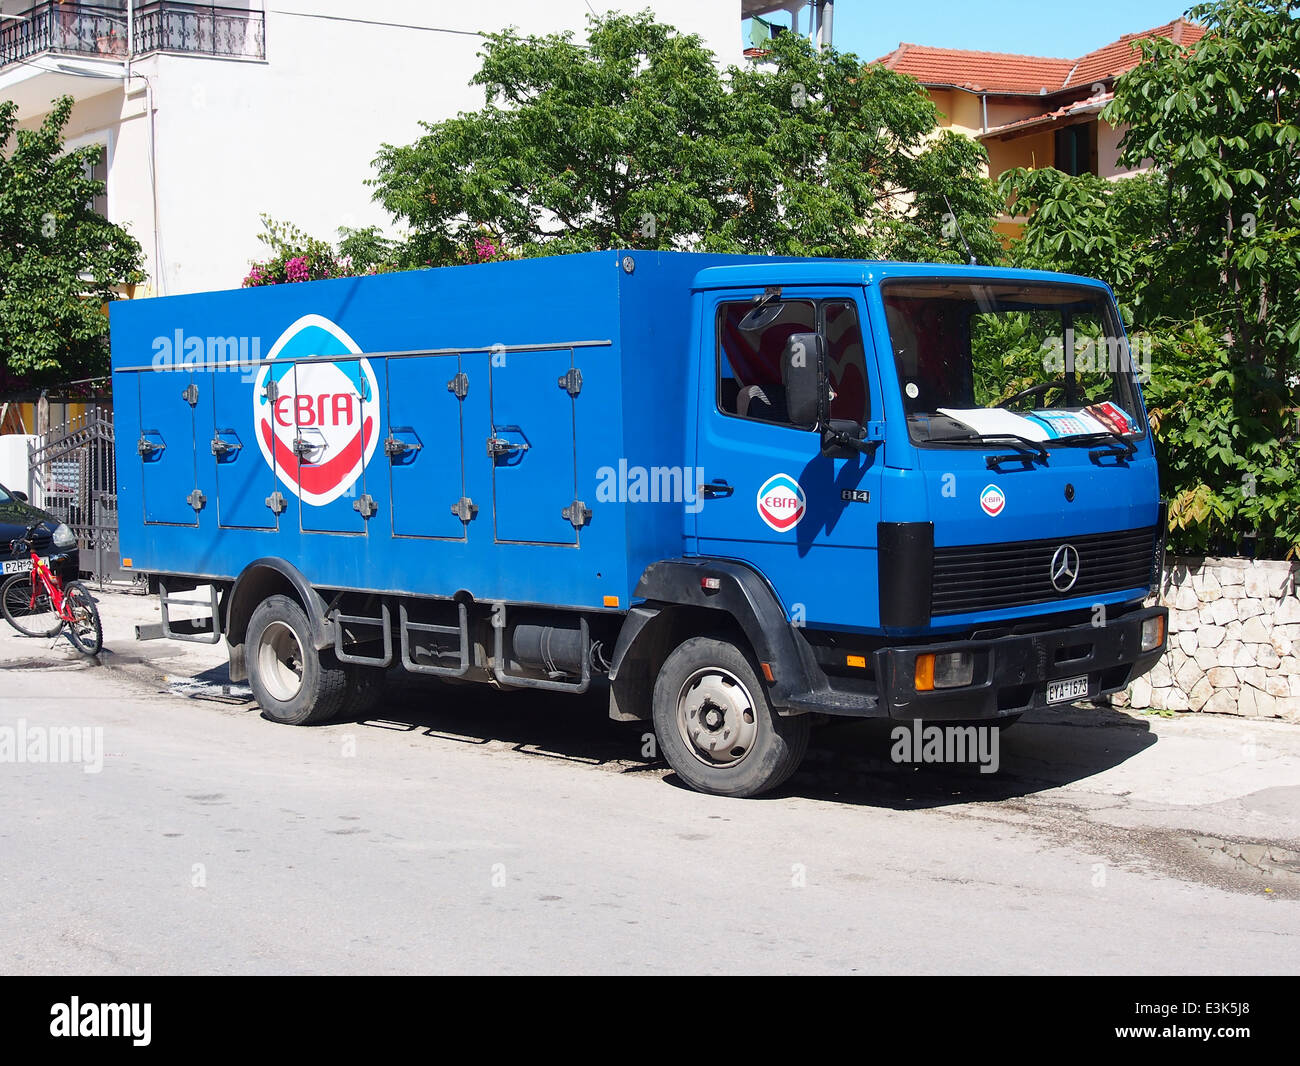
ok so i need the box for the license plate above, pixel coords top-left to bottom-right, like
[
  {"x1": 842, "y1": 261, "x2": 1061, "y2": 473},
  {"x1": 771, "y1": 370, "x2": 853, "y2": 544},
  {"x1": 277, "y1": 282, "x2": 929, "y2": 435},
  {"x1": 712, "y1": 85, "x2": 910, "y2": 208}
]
[
  {"x1": 1, "y1": 557, "x2": 45, "y2": 575},
  {"x1": 1047, "y1": 675, "x2": 1089, "y2": 704}
]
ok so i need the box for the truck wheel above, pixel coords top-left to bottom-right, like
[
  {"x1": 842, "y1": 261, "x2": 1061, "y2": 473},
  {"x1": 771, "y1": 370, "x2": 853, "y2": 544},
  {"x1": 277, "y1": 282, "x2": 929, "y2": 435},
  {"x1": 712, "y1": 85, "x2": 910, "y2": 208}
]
[
  {"x1": 339, "y1": 665, "x2": 386, "y2": 718},
  {"x1": 652, "y1": 636, "x2": 810, "y2": 798},
  {"x1": 247, "y1": 595, "x2": 347, "y2": 726}
]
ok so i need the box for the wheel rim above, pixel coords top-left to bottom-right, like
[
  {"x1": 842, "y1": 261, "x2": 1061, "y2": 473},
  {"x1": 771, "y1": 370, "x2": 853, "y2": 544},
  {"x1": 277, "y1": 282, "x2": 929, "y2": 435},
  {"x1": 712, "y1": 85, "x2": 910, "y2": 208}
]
[
  {"x1": 676, "y1": 667, "x2": 759, "y2": 769},
  {"x1": 258, "y1": 620, "x2": 305, "y2": 702}
]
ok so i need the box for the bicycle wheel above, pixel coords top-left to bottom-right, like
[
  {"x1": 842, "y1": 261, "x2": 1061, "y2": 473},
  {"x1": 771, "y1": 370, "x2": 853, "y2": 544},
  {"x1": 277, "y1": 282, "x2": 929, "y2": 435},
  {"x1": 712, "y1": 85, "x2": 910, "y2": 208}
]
[
  {"x1": 1, "y1": 573, "x2": 62, "y2": 638},
  {"x1": 63, "y1": 581, "x2": 103, "y2": 656}
]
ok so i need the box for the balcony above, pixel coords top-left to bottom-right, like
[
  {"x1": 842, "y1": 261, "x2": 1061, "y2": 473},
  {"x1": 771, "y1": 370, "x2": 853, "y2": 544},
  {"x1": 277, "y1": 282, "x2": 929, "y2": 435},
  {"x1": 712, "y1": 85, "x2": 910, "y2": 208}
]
[{"x1": 0, "y1": 2, "x2": 265, "y2": 71}]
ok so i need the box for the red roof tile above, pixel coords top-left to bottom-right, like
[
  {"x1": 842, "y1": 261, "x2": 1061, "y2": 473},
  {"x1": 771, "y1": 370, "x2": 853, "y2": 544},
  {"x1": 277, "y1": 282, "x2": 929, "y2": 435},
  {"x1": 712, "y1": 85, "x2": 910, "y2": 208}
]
[{"x1": 874, "y1": 18, "x2": 1205, "y2": 95}]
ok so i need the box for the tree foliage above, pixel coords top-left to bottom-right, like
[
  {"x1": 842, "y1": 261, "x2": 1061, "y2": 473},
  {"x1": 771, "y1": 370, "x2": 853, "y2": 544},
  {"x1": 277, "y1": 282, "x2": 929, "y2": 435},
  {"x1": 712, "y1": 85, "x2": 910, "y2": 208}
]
[
  {"x1": 0, "y1": 96, "x2": 145, "y2": 388},
  {"x1": 1000, "y1": 1, "x2": 1300, "y2": 559},
  {"x1": 370, "y1": 11, "x2": 1001, "y2": 264}
]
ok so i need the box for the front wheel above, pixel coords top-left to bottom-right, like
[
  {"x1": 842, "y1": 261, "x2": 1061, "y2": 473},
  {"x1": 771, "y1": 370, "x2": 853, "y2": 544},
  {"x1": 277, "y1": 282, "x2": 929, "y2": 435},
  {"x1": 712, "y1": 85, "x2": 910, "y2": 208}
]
[
  {"x1": 1, "y1": 574, "x2": 62, "y2": 638},
  {"x1": 652, "y1": 636, "x2": 810, "y2": 798},
  {"x1": 63, "y1": 581, "x2": 103, "y2": 656}
]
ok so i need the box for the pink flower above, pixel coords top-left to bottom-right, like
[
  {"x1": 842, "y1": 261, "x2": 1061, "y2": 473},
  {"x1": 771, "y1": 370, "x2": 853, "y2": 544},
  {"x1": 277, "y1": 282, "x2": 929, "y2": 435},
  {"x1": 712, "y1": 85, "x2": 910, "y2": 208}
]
[
  {"x1": 474, "y1": 237, "x2": 497, "y2": 260},
  {"x1": 286, "y1": 256, "x2": 310, "y2": 283}
]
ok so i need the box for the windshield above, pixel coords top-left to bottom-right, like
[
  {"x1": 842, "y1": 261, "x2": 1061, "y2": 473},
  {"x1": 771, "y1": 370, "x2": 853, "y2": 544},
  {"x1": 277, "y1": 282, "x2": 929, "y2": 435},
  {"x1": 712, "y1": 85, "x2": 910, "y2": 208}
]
[
  {"x1": 882, "y1": 280, "x2": 1147, "y2": 446},
  {"x1": 0, "y1": 484, "x2": 12, "y2": 505}
]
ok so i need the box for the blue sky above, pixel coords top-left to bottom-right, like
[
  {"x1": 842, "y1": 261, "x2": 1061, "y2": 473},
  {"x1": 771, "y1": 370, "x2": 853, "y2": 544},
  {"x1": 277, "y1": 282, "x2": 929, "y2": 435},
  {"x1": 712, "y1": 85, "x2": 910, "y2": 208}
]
[{"x1": 752, "y1": 0, "x2": 1197, "y2": 60}]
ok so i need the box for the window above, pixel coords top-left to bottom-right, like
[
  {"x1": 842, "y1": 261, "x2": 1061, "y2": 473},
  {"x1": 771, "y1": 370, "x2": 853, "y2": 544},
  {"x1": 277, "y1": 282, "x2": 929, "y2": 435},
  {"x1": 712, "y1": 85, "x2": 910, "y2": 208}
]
[
  {"x1": 1054, "y1": 122, "x2": 1096, "y2": 177},
  {"x1": 716, "y1": 298, "x2": 870, "y2": 428}
]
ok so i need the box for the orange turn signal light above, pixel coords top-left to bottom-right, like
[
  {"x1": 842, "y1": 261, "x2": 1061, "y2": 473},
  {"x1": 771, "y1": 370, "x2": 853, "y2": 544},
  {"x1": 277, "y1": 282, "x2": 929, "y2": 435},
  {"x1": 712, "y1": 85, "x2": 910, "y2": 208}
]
[{"x1": 914, "y1": 653, "x2": 935, "y2": 692}]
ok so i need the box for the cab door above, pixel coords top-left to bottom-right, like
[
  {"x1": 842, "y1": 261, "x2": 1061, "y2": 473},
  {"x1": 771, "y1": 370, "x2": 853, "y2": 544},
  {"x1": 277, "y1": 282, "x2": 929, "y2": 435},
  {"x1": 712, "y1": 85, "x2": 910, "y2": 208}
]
[{"x1": 691, "y1": 289, "x2": 886, "y2": 632}]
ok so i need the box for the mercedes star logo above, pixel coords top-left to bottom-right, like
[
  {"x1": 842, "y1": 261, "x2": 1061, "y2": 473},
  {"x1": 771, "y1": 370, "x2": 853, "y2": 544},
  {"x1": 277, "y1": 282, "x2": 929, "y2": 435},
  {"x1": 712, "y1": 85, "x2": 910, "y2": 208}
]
[{"x1": 1050, "y1": 544, "x2": 1081, "y2": 593}]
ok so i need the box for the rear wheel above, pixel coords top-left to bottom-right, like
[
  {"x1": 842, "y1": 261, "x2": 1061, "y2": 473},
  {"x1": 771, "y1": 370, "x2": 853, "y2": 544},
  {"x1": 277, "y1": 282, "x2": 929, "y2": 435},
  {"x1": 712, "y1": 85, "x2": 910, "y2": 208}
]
[
  {"x1": 652, "y1": 636, "x2": 810, "y2": 798},
  {"x1": 63, "y1": 581, "x2": 103, "y2": 656},
  {"x1": 247, "y1": 595, "x2": 347, "y2": 725},
  {"x1": 1, "y1": 574, "x2": 62, "y2": 638}
]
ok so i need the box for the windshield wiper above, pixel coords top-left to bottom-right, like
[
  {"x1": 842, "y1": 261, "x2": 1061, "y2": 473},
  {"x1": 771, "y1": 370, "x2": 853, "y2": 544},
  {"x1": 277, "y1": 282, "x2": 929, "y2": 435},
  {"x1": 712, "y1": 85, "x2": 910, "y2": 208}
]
[
  {"x1": 1053, "y1": 430, "x2": 1138, "y2": 462},
  {"x1": 939, "y1": 433, "x2": 1050, "y2": 468}
]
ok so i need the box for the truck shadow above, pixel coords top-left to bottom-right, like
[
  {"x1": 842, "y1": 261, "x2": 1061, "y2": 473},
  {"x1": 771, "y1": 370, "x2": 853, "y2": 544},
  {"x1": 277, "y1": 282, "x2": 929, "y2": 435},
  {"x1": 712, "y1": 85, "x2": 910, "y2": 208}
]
[{"x1": 336, "y1": 673, "x2": 1158, "y2": 810}]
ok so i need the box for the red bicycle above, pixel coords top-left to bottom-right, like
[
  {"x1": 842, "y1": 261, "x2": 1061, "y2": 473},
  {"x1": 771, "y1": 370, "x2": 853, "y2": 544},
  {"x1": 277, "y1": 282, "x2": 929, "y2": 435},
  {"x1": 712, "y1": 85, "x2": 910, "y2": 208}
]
[{"x1": 1, "y1": 523, "x2": 103, "y2": 655}]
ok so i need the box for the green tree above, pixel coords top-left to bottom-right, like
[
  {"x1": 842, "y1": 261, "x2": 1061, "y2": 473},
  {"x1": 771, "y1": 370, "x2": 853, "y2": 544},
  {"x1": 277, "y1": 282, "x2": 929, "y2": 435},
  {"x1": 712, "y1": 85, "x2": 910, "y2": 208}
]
[
  {"x1": 0, "y1": 96, "x2": 145, "y2": 388},
  {"x1": 999, "y1": 1, "x2": 1300, "y2": 559},
  {"x1": 1105, "y1": 0, "x2": 1300, "y2": 376},
  {"x1": 370, "y1": 10, "x2": 1001, "y2": 264}
]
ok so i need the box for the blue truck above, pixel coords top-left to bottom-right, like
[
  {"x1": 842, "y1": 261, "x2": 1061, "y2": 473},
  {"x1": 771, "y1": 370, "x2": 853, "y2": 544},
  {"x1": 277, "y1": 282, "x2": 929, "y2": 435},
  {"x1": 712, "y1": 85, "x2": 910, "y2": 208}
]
[{"x1": 111, "y1": 251, "x2": 1168, "y2": 797}]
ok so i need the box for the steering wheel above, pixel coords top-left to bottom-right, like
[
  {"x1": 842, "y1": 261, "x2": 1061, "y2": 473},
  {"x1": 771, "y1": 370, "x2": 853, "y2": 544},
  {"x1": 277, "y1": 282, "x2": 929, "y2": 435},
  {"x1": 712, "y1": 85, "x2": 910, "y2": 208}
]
[{"x1": 999, "y1": 379, "x2": 1062, "y2": 408}]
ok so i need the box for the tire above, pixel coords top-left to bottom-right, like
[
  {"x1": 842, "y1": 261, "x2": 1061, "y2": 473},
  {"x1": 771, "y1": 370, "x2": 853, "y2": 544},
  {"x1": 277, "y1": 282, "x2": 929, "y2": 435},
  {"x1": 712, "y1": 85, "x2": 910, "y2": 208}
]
[
  {"x1": 1, "y1": 574, "x2": 62, "y2": 638},
  {"x1": 339, "y1": 665, "x2": 387, "y2": 718},
  {"x1": 652, "y1": 636, "x2": 810, "y2": 798},
  {"x1": 246, "y1": 595, "x2": 347, "y2": 725},
  {"x1": 63, "y1": 581, "x2": 103, "y2": 656}
]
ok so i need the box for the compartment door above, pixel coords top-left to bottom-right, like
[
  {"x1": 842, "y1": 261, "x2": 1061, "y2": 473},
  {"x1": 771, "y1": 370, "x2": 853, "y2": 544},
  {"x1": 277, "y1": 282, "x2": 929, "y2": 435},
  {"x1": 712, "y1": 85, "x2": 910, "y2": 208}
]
[
  {"x1": 386, "y1": 355, "x2": 468, "y2": 540},
  {"x1": 489, "y1": 348, "x2": 579, "y2": 545},
  {"x1": 212, "y1": 370, "x2": 277, "y2": 529},
  {"x1": 138, "y1": 369, "x2": 199, "y2": 526}
]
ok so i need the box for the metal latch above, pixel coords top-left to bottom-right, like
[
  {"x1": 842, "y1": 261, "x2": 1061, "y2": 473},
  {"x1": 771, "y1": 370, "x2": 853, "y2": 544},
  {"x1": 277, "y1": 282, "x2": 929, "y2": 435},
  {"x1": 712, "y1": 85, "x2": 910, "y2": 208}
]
[
  {"x1": 211, "y1": 435, "x2": 242, "y2": 456},
  {"x1": 451, "y1": 497, "x2": 478, "y2": 522},
  {"x1": 562, "y1": 500, "x2": 592, "y2": 528},
  {"x1": 353, "y1": 495, "x2": 378, "y2": 518},
  {"x1": 187, "y1": 489, "x2": 206, "y2": 512},
  {"x1": 487, "y1": 436, "x2": 530, "y2": 458},
  {"x1": 265, "y1": 491, "x2": 287, "y2": 515},
  {"x1": 557, "y1": 368, "x2": 582, "y2": 396},
  {"x1": 137, "y1": 436, "x2": 164, "y2": 457},
  {"x1": 384, "y1": 436, "x2": 421, "y2": 458},
  {"x1": 447, "y1": 372, "x2": 469, "y2": 399}
]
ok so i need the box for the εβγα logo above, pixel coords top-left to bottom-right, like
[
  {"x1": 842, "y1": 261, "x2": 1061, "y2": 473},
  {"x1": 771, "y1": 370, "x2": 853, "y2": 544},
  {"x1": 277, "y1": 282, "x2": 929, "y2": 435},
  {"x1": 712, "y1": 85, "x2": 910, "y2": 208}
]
[
  {"x1": 253, "y1": 314, "x2": 379, "y2": 506},
  {"x1": 756, "y1": 473, "x2": 806, "y2": 532},
  {"x1": 979, "y1": 483, "x2": 1006, "y2": 517}
]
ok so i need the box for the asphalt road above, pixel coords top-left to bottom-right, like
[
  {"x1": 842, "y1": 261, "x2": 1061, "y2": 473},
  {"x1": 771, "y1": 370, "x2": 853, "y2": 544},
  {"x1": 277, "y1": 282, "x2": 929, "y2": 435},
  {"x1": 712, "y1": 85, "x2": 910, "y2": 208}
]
[{"x1": 1, "y1": 589, "x2": 1298, "y2": 974}]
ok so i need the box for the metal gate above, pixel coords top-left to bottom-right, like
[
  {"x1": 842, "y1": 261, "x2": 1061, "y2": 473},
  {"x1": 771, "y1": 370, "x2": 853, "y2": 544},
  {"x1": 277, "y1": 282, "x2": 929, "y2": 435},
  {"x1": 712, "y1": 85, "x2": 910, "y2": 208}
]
[{"x1": 26, "y1": 410, "x2": 124, "y2": 585}]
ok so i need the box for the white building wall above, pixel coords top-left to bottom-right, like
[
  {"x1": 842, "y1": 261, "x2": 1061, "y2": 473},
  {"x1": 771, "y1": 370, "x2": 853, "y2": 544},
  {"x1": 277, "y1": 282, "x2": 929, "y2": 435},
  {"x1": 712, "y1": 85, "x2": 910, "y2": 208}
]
[{"x1": 11, "y1": 1, "x2": 742, "y2": 296}]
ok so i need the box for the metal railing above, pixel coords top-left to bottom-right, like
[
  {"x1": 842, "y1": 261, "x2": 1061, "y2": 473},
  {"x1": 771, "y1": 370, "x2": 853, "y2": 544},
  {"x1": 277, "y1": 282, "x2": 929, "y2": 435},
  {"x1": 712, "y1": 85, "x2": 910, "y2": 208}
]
[{"x1": 0, "y1": 2, "x2": 263, "y2": 69}]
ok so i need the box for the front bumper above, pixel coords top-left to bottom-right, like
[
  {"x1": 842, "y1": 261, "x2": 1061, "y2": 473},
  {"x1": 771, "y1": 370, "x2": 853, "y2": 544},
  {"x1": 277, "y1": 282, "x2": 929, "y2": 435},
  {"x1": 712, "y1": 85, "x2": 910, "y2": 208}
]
[{"x1": 874, "y1": 605, "x2": 1168, "y2": 721}]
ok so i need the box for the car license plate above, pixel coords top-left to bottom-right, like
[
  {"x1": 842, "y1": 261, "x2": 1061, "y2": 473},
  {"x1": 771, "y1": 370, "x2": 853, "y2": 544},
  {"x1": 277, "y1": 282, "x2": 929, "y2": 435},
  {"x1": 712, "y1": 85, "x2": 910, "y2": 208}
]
[
  {"x1": 1, "y1": 557, "x2": 44, "y2": 575},
  {"x1": 1047, "y1": 675, "x2": 1089, "y2": 704}
]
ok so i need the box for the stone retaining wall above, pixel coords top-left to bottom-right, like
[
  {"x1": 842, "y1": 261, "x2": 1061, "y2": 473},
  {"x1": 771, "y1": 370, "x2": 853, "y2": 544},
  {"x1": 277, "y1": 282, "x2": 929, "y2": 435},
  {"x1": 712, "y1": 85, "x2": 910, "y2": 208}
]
[{"x1": 1116, "y1": 557, "x2": 1299, "y2": 720}]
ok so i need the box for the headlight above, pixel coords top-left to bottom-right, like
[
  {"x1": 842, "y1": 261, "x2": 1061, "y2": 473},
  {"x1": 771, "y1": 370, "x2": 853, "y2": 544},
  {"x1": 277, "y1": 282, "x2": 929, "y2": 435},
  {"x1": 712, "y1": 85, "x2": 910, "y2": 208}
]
[
  {"x1": 52, "y1": 523, "x2": 77, "y2": 549},
  {"x1": 914, "y1": 651, "x2": 975, "y2": 691}
]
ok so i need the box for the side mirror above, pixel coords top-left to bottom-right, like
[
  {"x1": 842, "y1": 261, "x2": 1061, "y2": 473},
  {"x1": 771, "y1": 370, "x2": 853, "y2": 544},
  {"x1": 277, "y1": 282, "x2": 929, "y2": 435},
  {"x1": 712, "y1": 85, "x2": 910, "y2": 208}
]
[
  {"x1": 781, "y1": 332, "x2": 825, "y2": 427},
  {"x1": 12, "y1": 491, "x2": 28, "y2": 503}
]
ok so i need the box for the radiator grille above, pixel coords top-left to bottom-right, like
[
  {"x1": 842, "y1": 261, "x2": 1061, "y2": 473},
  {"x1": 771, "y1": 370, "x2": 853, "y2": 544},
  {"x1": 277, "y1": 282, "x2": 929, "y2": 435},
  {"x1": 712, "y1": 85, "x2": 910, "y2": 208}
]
[{"x1": 931, "y1": 526, "x2": 1157, "y2": 616}]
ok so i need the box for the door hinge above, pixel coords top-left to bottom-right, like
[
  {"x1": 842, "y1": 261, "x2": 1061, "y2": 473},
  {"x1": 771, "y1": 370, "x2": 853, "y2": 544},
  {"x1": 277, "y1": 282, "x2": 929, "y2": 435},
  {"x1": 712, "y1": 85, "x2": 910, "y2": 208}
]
[
  {"x1": 562, "y1": 500, "x2": 592, "y2": 529},
  {"x1": 447, "y1": 372, "x2": 469, "y2": 399},
  {"x1": 186, "y1": 489, "x2": 206, "y2": 512},
  {"x1": 263, "y1": 379, "x2": 279, "y2": 403},
  {"x1": 182, "y1": 383, "x2": 199, "y2": 406},
  {"x1": 265, "y1": 491, "x2": 287, "y2": 515},
  {"x1": 451, "y1": 497, "x2": 478, "y2": 522},
  {"x1": 557, "y1": 368, "x2": 583, "y2": 396},
  {"x1": 352, "y1": 494, "x2": 378, "y2": 519}
]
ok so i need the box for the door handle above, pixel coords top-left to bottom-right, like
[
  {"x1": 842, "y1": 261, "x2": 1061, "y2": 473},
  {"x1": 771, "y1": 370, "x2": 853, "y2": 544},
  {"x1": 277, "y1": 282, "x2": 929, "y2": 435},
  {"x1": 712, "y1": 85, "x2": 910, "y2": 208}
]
[
  {"x1": 702, "y1": 479, "x2": 734, "y2": 499},
  {"x1": 487, "y1": 436, "x2": 530, "y2": 458}
]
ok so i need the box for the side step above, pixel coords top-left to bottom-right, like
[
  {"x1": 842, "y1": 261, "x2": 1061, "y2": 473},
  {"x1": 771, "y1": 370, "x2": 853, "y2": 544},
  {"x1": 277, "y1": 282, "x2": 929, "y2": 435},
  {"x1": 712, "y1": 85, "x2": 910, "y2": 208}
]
[
  {"x1": 332, "y1": 602, "x2": 393, "y2": 667},
  {"x1": 492, "y1": 617, "x2": 591, "y2": 693},
  {"x1": 399, "y1": 602, "x2": 470, "y2": 677},
  {"x1": 136, "y1": 580, "x2": 222, "y2": 644}
]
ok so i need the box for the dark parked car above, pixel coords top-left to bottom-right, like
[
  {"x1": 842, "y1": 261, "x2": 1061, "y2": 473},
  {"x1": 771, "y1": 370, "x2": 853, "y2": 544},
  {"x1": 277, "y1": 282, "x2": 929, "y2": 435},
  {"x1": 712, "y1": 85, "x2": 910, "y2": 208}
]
[{"x1": 0, "y1": 482, "x2": 79, "y2": 586}]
